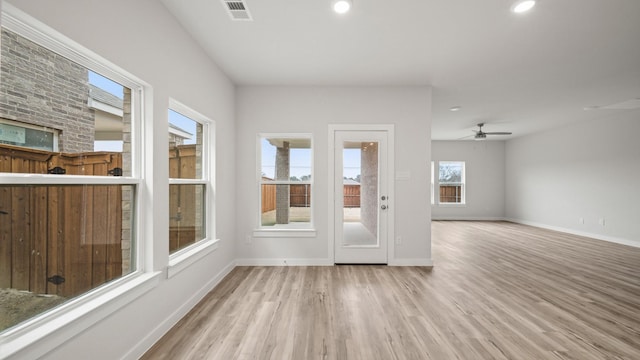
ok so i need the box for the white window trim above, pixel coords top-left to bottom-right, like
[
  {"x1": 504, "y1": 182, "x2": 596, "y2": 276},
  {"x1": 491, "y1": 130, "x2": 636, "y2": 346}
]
[
  {"x1": 430, "y1": 161, "x2": 434, "y2": 205},
  {"x1": 0, "y1": 4, "x2": 156, "y2": 358},
  {"x1": 0, "y1": 272, "x2": 161, "y2": 360},
  {"x1": 167, "y1": 99, "x2": 218, "y2": 274},
  {"x1": 254, "y1": 133, "x2": 316, "y2": 237},
  {"x1": 436, "y1": 160, "x2": 466, "y2": 206}
]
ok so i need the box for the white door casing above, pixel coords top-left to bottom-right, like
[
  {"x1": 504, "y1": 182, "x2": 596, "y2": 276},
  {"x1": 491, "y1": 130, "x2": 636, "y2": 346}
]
[{"x1": 328, "y1": 125, "x2": 395, "y2": 264}]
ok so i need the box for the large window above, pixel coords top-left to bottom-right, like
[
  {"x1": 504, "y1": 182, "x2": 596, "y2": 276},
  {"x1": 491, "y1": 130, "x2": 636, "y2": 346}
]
[
  {"x1": 259, "y1": 135, "x2": 312, "y2": 228},
  {"x1": 438, "y1": 161, "x2": 465, "y2": 204},
  {"x1": 168, "y1": 102, "x2": 212, "y2": 254},
  {"x1": 0, "y1": 24, "x2": 142, "y2": 335}
]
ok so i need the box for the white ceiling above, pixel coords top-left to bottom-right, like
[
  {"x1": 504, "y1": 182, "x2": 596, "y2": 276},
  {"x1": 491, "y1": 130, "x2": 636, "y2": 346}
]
[{"x1": 160, "y1": 0, "x2": 640, "y2": 140}]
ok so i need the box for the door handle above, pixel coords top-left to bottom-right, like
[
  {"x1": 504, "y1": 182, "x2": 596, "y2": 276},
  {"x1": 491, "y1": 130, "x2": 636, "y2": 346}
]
[{"x1": 381, "y1": 205, "x2": 387, "y2": 210}]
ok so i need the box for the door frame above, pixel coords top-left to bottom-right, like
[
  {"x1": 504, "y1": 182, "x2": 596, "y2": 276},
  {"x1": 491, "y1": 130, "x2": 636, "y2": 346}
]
[{"x1": 328, "y1": 124, "x2": 395, "y2": 264}]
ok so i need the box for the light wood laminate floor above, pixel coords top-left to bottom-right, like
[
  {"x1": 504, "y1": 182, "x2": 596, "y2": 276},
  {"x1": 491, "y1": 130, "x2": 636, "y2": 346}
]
[{"x1": 143, "y1": 221, "x2": 640, "y2": 359}]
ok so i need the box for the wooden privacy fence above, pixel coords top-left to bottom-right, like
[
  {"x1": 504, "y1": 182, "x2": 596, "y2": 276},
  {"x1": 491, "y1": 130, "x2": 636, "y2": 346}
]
[
  {"x1": 0, "y1": 144, "x2": 123, "y2": 298},
  {"x1": 168, "y1": 144, "x2": 200, "y2": 253},
  {"x1": 261, "y1": 184, "x2": 311, "y2": 212},
  {"x1": 440, "y1": 185, "x2": 463, "y2": 203},
  {"x1": 261, "y1": 183, "x2": 361, "y2": 213},
  {"x1": 261, "y1": 183, "x2": 276, "y2": 213},
  {"x1": 343, "y1": 184, "x2": 360, "y2": 208},
  {"x1": 290, "y1": 184, "x2": 311, "y2": 208}
]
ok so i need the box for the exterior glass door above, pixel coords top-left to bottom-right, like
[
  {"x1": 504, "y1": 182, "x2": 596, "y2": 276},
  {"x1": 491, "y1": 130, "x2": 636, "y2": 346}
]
[{"x1": 334, "y1": 131, "x2": 388, "y2": 264}]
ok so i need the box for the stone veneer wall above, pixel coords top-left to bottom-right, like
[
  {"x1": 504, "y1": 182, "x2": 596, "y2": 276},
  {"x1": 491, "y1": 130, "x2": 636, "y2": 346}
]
[
  {"x1": 275, "y1": 141, "x2": 290, "y2": 224},
  {"x1": 121, "y1": 87, "x2": 132, "y2": 274},
  {"x1": 0, "y1": 28, "x2": 95, "y2": 152},
  {"x1": 361, "y1": 142, "x2": 379, "y2": 237}
]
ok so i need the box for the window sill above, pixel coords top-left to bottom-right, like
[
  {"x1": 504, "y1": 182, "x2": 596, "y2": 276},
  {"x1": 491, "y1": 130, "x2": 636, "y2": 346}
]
[
  {"x1": 0, "y1": 271, "x2": 161, "y2": 360},
  {"x1": 253, "y1": 229, "x2": 317, "y2": 238},
  {"x1": 168, "y1": 238, "x2": 220, "y2": 278},
  {"x1": 437, "y1": 203, "x2": 467, "y2": 207}
]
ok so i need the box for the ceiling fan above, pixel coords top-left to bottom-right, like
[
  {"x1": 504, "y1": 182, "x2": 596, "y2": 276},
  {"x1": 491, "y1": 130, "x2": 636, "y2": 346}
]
[{"x1": 472, "y1": 123, "x2": 512, "y2": 140}]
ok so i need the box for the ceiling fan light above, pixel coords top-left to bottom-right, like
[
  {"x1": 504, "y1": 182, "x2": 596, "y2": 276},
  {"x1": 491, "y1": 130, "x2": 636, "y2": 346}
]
[
  {"x1": 511, "y1": 0, "x2": 536, "y2": 13},
  {"x1": 332, "y1": 0, "x2": 352, "y2": 14}
]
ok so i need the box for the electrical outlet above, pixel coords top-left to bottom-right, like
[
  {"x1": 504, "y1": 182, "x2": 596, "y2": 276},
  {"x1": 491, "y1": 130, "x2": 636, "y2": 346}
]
[
  {"x1": 598, "y1": 218, "x2": 606, "y2": 226},
  {"x1": 578, "y1": 217, "x2": 584, "y2": 224},
  {"x1": 245, "y1": 235, "x2": 252, "y2": 245},
  {"x1": 396, "y1": 236, "x2": 402, "y2": 245}
]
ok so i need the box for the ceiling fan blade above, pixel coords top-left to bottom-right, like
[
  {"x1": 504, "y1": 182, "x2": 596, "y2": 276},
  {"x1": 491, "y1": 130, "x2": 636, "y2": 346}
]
[
  {"x1": 457, "y1": 134, "x2": 475, "y2": 140},
  {"x1": 484, "y1": 132, "x2": 512, "y2": 135}
]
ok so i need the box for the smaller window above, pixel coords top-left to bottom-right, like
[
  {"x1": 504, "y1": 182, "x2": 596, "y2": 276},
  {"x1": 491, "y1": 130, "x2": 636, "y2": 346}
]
[
  {"x1": 430, "y1": 161, "x2": 434, "y2": 205},
  {"x1": 438, "y1": 161, "x2": 465, "y2": 204},
  {"x1": 168, "y1": 103, "x2": 211, "y2": 254},
  {"x1": 259, "y1": 135, "x2": 312, "y2": 228},
  {"x1": 0, "y1": 118, "x2": 59, "y2": 151}
]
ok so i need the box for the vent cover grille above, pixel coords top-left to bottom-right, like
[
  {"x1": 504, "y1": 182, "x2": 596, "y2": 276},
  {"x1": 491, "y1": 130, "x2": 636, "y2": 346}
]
[{"x1": 221, "y1": 0, "x2": 253, "y2": 21}]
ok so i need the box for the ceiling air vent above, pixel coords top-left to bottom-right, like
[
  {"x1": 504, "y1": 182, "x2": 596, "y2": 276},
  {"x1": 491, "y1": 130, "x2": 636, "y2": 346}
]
[{"x1": 221, "y1": 0, "x2": 253, "y2": 21}]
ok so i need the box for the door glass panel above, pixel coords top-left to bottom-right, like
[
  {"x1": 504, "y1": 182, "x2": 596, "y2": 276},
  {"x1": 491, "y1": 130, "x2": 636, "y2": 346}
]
[{"x1": 342, "y1": 141, "x2": 378, "y2": 247}]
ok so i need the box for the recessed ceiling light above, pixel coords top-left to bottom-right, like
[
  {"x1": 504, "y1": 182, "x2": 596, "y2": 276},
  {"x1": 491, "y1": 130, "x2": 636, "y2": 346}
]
[
  {"x1": 511, "y1": 0, "x2": 536, "y2": 13},
  {"x1": 449, "y1": 106, "x2": 461, "y2": 112},
  {"x1": 332, "y1": 0, "x2": 352, "y2": 14}
]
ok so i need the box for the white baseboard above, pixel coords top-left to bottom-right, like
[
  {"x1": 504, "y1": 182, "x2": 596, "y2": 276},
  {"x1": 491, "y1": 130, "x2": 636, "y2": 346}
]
[
  {"x1": 505, "y1": 218, "x2": 640, "y2": 249},
  {"x1": 235, "y1": 258, "x2": 334, "y2": 266},
  {"x1": 388, "y1": 258, "x2": 433, "y2": 266},
  {"x1": 235, "y1": 258, "x2": 434, "y2": 267},
  {"x1": 125, "y1": 261, "x2": 236, "y2": 360},
  {"x1": 431, "y1": 216, "x2": 506, "y2": 221}
]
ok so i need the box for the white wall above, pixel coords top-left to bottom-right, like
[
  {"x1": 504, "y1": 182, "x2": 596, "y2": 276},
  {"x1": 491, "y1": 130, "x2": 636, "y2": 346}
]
[
  {"x1": 236, "y1": 86, "x2": 432, "y2": 265},
  {"x1": 505, "y1": 110, "x2": 640, "y2": 247},
  {"x1": 5, "y1": 0, "x2": 236, "y2": 358},
  {"x1": 432, "y1": 140, "x2": 505, "y2": 220}
]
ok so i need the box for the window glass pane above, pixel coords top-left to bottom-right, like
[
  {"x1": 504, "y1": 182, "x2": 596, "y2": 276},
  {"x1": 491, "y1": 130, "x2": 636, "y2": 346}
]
[
  {"x1": 430, "y1": 161, "x2": 434, "y2": 205},
  {"x1": 168, "y1": 110, "x2": 203, "y2": 180},
  {"x1": 0, "y1": 29, "x2": 132, "y2": 176},
  {"x1": 439, "y1": 161, "x2": 464, "y2": 203},
  {"x1": 259, "y1": 136, "x2": 312, "y2": 227},
  {"x1": 439, "y1": 162, "x2": 463, "y2": 183},
  {"x1": 169, "y1": 184, "x2": 205, "y2": 253},
  {"x1": 261, "y1": 137, "x2": 311, "y2": 182},
  {"x1": 0, "y1": 184, "x2": 135, "y2": 333},
  {"x1": 260, "y1": 184, "x2": 311, "y2": 226}
]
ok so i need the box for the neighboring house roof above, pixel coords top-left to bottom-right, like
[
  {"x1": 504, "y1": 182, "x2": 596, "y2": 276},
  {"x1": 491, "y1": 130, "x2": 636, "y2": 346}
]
[
  {"x1": 88, "y1": 84, "x2": 124, "y2": 118},
  {"x1": 89, "y1": 84, "x2": 123, "y2": 110},
  {"x1": 169, "y1": 123, "x2": 193, "y2": 140},
  {"x1": 343, "y1": 179, "x2": 360, "y2": 185}
]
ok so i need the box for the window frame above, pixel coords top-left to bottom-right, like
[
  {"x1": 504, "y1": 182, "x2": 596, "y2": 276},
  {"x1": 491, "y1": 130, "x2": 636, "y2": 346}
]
[
  {"x1": 437, "y1": 160, "x2": 466, "y2": 206},
  {"x1": 254, "y1": 133, "x2": 316, "y2": 238},
  {"x1": 167, "y1": 99, "x2": 218, "y2": 276},
  {"x1": 430, "y1": 161, "x2": 435, "y2": 205},
  {"x1": 0, "y1": 5, "x2": 160, "y2": 358}
]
